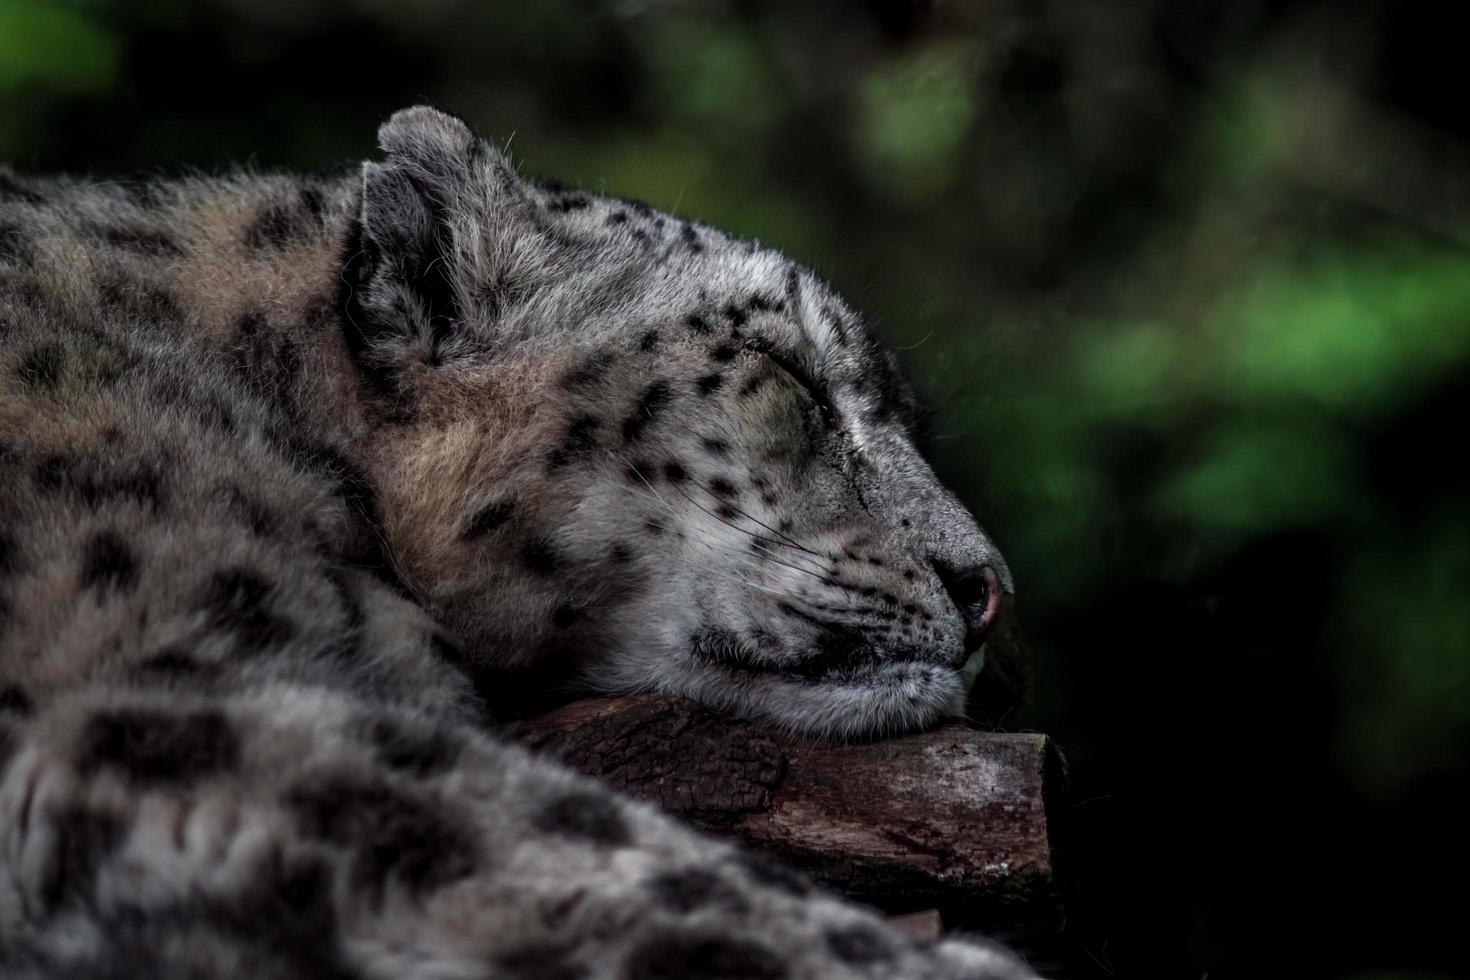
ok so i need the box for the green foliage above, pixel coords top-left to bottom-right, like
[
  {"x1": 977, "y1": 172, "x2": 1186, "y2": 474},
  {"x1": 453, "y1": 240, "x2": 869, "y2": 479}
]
[
  {"x1": 1159, "y1": 419, "x2": 1359, "y2": 536},
  {"x1": 1212, "y1": 247, "x2": 1470, "y2": 414},
  {"x1": 0, "y1": 1, "x2": 119, "y2": 95},
  {"x1": 859, "y1": 41, "x2": 979, "y2": 199},
  {"x1": 642, "y1": 16, "x2": 779, "y2": 135}
]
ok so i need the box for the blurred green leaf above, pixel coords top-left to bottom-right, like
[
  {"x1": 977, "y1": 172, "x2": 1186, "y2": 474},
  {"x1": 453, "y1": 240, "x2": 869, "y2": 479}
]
[
  {"x1": 1209, "y1": 246, "x2": 1470, "y2": 413},
  {"x1": 0, "y1": 1, "x2": 120, "y2": 94},
  {"x1": 1158, "y1": 420, "x2": 1359, "y2": 535},
  {"x1": 1073, "y1": 322, "x2": 1183, "y2": 421},
  {"x1": 642, "y1": 16, "x2": 779, "y2": 135},
  {"x1": 859, "y1": 41, "x2": 979, "y2": 199},
  {"x1": 1212, "y1": 77, "x2": 1295, "y2": 184}
]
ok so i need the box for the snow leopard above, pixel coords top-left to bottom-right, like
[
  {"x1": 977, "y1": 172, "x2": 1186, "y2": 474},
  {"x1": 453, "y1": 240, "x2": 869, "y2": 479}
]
[{"x1": 0, "y1": 106, "x2": 1031, "y2": 978}]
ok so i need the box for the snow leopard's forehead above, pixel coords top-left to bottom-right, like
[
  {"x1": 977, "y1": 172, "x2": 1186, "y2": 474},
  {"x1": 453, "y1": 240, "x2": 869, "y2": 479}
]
[{"x1": 502, "y1": 179, "x2": 926, "y2": 439}]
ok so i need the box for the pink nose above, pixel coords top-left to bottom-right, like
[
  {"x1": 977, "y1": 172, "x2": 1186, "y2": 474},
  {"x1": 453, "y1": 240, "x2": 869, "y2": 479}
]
[
  {"x1": 934, "y1": 562, "x2": 1005, "y2": 651},
  {"x1": 974, "y1": 565, "x2": 1003, "y2": 640}
]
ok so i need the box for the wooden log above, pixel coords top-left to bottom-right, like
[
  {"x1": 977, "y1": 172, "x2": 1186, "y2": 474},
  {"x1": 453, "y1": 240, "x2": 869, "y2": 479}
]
[{"x1": 516, "y1": 693, "x2": 1061, "y2": 922}]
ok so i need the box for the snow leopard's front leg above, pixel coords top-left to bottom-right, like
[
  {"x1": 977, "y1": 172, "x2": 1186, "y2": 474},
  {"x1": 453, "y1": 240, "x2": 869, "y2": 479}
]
[{"x1": 0, "y1": 682, "x2": 1037, "y2": 979}]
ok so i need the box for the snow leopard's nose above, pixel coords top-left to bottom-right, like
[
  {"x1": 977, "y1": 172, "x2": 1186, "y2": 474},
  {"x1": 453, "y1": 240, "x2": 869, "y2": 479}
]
[{"x1": 932, "y1": 562, "x2": 1005, "y2": 652}]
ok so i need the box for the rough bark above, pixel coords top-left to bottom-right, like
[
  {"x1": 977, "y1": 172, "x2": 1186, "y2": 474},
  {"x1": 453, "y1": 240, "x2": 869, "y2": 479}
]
[{"x1": 516, "y1": 694, "x2": 1061, "y2": 919}]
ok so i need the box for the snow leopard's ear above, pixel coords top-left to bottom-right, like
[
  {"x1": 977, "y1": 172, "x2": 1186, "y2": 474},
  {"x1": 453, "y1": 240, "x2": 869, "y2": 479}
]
[{"x1": 343, "y1": 106, "x2": 533, "y2": 388}]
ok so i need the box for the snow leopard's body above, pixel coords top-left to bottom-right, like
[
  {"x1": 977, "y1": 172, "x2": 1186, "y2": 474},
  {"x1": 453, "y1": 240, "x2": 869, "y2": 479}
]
[{"x1": 0, "y1": 108, "x2": 1028, "y2": 978}]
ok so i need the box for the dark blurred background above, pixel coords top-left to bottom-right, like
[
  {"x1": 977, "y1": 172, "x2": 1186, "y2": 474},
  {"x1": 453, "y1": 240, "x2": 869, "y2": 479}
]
[{"x1": 4, "y1": 1, "x2": 1467, "y2": 976}]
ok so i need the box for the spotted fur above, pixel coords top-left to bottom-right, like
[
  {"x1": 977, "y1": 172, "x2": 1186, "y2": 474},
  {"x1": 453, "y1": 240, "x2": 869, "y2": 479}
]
[{"x1": 0, "y1": 107, "x2": 1032, "y2": 978}]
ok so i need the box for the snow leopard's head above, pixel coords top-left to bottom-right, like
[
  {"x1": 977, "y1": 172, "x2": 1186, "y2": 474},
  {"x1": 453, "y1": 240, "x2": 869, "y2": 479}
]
[{"x1": 347, "y1": 107, "x2": 1014, "y2": 739}]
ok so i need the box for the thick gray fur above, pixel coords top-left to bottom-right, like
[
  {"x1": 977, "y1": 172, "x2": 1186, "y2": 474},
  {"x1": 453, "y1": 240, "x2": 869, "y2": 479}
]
[{"x1": 0, "y1": 107, "x2": 1033, "y2": 978}]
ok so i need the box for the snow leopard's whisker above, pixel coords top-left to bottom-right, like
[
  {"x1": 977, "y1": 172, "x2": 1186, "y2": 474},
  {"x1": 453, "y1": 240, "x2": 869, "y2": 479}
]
[
  {"x1": 666, "y1": 485, "x2": 838, "y2": 588},
  {"x1": 637, "y1": 429, "x2": 830, "y2": 565},
  {"x1": 671, "y1": 499, "x2": 819, "y2": 590},
  {"x1": 743, "y1": 540, "x2": 866, "y2": 610},
  {"x1": 621, "y1": 470, "x2": 839, "y2": 597},
  {"x1": 636, "y1": 499, "x2": 787, "y2": 596},
  {"x1": 625, "y1": 496, "x2": 780, "y2": 594},
  {"x1": 635, "y1": 468, "x2": 835, "y2": 582},
  {"x1": 683, "y1": 474, "x2": 828, "y2": 563},
  {"x1": 619, "y1": 449, "x2": 859, "y2": 600},
  {"x1": 616, "y1": 455, "x2": 787, "y2": 597},
  {"x1": 725, "y1": 521, "x2": 833, "y2": 578}
]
